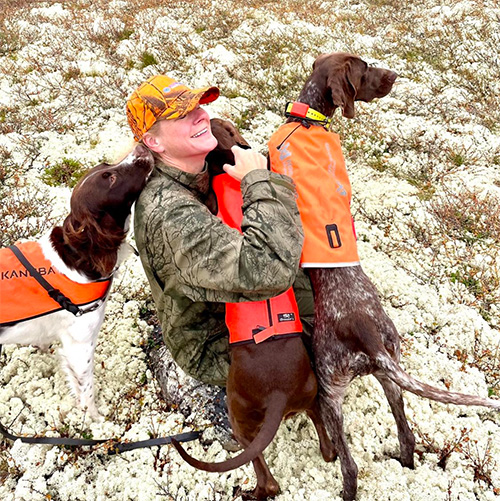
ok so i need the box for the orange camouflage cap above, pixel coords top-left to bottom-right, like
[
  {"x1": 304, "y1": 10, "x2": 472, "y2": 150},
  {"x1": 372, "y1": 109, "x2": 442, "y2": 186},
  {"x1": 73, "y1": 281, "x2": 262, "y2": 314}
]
[{"x1": 126, "y1": 75, "x2": 220, "y2": 141}]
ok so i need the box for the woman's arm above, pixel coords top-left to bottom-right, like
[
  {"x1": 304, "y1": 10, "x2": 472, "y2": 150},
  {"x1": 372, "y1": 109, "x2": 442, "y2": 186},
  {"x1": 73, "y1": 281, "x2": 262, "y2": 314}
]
[{"x1": 164, "y1": 168, "x2": 304, "y2": 303}]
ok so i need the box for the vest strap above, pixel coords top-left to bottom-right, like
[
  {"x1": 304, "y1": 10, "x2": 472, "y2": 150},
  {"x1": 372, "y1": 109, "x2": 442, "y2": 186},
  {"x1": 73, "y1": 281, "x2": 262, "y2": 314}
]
[{"x1": 253, "y1": 327, "x2": 301, "y2": 344}]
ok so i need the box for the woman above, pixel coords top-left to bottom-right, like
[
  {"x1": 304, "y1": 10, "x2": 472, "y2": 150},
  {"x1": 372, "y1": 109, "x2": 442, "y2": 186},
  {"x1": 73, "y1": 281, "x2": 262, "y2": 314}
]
[{"x1": 127, "y1": 75, "x2": 310, "y2": 387}]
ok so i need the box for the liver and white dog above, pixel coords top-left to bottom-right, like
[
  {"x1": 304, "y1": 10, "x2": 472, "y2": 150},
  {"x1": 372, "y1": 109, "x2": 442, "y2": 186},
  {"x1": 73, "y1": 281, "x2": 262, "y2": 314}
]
[{"x1": 0, "y1": 145, "x2": 153, "y2": 419}]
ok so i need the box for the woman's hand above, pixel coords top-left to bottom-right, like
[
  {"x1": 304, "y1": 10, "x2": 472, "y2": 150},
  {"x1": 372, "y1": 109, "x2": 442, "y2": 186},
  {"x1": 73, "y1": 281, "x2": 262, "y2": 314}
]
[{"x1": 223, "y1": 146, "x2": 267, "y2": 181}]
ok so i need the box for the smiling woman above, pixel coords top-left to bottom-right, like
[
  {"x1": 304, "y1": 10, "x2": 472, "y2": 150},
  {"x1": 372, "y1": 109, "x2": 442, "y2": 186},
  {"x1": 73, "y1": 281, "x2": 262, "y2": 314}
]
[
  {"x1": 142, "y1": 106, "x2": 217, "y2": 173},
  {"x1": 128, "y1": 75, "x2": 305, "y2": 393}
]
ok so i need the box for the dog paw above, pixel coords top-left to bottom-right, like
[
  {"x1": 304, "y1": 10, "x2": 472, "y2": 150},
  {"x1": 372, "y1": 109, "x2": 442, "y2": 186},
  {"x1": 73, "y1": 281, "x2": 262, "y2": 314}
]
[
  {"x1": 85, "y1": 406, "x2": 105, "y2": 422},
  {"x1": 233, "y1": 485, "x2": 277, "y2": 500}
]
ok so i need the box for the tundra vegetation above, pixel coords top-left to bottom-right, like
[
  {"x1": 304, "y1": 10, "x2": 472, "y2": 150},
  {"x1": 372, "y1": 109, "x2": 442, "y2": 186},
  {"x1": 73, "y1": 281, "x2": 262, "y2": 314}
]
[{"x1": 0, "y1": 1, "x2": 499, "y2": 499}]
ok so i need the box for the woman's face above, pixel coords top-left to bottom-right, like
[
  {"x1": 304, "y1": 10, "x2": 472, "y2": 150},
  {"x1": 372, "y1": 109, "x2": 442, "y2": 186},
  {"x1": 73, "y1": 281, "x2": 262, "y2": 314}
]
[{"x1": 147, "y1": 105, "x2": 218, "y2": 173}]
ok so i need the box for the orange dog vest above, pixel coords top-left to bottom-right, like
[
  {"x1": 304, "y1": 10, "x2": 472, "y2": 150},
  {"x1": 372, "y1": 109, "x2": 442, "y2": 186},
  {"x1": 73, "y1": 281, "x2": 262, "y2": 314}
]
[
  {"x1": 212, "y1": 174, "x2": 303, "y2": 345},
  {"x1": 0, "y1": 242, "x2": 112, "y2": 326},
  {"x1": 268, "y1": 123, "x2": 360, "y2": 268}
]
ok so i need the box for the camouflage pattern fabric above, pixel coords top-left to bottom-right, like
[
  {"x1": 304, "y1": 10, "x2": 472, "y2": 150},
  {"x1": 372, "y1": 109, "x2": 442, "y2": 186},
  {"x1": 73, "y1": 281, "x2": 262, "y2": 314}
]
[{"x1": 134, "y1": 160, "x2": 307, "y2": 386}]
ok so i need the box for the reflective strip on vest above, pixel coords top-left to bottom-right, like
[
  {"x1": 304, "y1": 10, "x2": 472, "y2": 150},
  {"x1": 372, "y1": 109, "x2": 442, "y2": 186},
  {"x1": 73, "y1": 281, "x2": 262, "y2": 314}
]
[
  {"x1": 212, "y1": 174, "x2": 303, "y2": 345},
  {"x1": 0, "y1": 241, "x2": 111, "y2": 326},
  {"x1": 268, "y1": 123, "x2": 360, "y2": 268}
]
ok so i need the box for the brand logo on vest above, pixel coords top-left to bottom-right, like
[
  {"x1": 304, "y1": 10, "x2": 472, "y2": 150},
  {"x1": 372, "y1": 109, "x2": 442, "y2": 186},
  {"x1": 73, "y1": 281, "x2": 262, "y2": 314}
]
[
  {"x1": 278, "y1": 312, "x2": 296, "y2": 322},
  {"x1": 325, "y1": 142, "x2": 347, "y2": 196},
  {"x1": 278, "y1": 142, "x2": 293, "y2": 178},
  {"x1": 1, "y1": 266, "x2": 56, "y2": 280}
]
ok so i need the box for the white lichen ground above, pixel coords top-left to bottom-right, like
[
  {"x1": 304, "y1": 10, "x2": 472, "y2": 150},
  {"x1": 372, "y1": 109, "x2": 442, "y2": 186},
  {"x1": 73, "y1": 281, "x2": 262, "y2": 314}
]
[{"x1": 1, "y1": 1, "x2": 499, "y2": 500}]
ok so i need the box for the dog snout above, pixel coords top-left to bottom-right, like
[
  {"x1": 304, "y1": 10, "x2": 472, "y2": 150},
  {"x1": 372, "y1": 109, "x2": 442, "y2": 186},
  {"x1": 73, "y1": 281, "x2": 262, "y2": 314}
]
[
  {"x1": 133, "y1": 143, "x2": 152, "y2": 160},
  {"x1": 386, "y1": 71, "x2": 398, "y2": 84},
  {"x1": 131, "y1": 143, "x2": 154, "y2": 164},
  {"x1": 117, "y1": 144, "x2": 154, "y2": 174}
]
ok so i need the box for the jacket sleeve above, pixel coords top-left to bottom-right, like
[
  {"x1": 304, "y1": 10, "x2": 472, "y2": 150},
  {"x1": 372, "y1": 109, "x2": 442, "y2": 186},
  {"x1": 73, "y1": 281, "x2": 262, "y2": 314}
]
[{"x1": 160, "y1": 169, "x2": 304, "y2": 303}]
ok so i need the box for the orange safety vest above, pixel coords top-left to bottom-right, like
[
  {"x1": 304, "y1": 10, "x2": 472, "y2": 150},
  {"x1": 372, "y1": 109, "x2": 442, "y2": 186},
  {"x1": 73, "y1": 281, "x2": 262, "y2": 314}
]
[
  {"x1": 212, "y1": 174, "x2": 303, "y2": 345},
  {"x1": 268, "y1": 122, "x2": 360, "y2": 268},
  {"x1": 0, "y1": 241, "x2": 112, "y2": 326}
]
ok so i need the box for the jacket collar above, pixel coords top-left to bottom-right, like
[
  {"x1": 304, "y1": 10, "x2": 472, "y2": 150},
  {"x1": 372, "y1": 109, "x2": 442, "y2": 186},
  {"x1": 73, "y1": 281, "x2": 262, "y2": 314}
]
[
  {"x1": 155, "y1": 159, "x2": 210, "y2": 195},
  {"x1": 154, "y1": 159, "x2": 216, "y2": 213}
]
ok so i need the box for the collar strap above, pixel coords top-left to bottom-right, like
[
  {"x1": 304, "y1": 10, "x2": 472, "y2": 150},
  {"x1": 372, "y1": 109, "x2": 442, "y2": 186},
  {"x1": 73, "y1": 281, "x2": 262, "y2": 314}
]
[{"x1": 285, "y1": 102, "x2": 332, "y2": 128}]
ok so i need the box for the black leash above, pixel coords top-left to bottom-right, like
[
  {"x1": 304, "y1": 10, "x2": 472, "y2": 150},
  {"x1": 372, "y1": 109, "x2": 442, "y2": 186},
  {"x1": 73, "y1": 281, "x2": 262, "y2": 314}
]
[
  {"x1": 1, "y1": 246, "x2": 202, "y2": 453},
  {"x1": 0, "y1": 346, "x2": 200, "y2": 454},
  {"x1": 0, "y1": 419, "x2": 200, "y2": 455}
]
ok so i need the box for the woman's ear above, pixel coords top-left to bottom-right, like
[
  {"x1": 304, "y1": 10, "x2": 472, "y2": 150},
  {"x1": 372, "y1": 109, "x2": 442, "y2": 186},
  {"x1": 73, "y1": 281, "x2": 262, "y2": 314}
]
[{"x1": 142, "y1": 132, "x2": 163, "y2": 153}]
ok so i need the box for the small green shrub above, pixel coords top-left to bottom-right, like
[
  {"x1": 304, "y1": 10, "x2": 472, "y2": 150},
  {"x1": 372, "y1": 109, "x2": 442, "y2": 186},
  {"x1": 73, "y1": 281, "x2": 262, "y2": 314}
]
[
  {"x1": 117, "y1": 28, "x2": 134, "y2": 41},
  {"x1": 42, "y1": 158, "x2": 87, "y2": 188},
  {"x1": 140, "y1": 51, "x2": 158, "y2": 69}
]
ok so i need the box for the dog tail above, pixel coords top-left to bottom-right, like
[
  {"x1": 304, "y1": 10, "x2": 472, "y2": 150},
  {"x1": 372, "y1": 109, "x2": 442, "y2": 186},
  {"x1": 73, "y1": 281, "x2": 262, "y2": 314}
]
[
  {"x1": 171, "y1": 393, "x2": 287, "y2": 472},
  {"x1": 348, "y1": 319, "x2": 500, "y2": 410},
  {"x1": 375, "y1": 352, "x2": 500, "y2": 410}
]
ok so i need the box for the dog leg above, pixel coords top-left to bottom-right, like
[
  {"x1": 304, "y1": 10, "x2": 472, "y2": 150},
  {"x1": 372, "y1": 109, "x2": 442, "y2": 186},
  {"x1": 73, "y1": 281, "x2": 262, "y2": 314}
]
[
  {"x1": 374, "y1": 373, "x2": 415, "y2": 468},
  {"x1": 247, "y1": 453, "x2": 280, "y2": 500},
  {"x1": 318, "y1": 383, "x2": 358, "y2": 501},
  {"x1": 59, "y1": 334, "x2": 100, "y2": 420},
  {"x1": 306, "y1": 399, "x2": 336, "y2": 462},
  {"x1": 229, "y1": 433, "x2": 280, "y2": 500}
]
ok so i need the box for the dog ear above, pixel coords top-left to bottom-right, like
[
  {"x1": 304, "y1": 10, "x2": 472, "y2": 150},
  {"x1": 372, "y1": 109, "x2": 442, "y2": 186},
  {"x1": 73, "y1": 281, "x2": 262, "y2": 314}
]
[
  {"x1": 327, "y1": 69, "x2": 356, "y2": 118},
  {"x1": 62, "y1": 213, "x2": 86, "y2": 244},
  {"x1": 328, "y1": 57, "x2": 368, "y2": 119},
  {"x1": 62, "y1": 212, "x2": 122, "y2": 277}
]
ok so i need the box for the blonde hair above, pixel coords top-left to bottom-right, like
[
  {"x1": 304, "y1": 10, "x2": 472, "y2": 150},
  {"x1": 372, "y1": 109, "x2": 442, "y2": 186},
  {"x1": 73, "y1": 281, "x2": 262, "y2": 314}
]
[{"x1": 144, "y1": 119, "x2": 164, "y2": 139}]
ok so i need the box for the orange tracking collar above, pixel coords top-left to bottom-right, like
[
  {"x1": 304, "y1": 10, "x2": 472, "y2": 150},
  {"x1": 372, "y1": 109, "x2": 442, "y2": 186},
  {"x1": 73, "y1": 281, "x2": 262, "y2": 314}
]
[
  {"x1": 212, "y1": 174, "x2": 303, "y2": 345},
  {"x1": 0, "y1": 241, "x2": 112, "y2": 326},
  {"x1": 268, "y1": 122, "x2": 360, "y2": 268}
]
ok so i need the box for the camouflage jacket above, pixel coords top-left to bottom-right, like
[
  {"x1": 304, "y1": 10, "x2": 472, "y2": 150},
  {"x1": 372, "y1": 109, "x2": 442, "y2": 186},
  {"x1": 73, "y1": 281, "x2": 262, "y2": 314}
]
[{"x1": 134, "y1": 160, "x2": 312, "y2": 386}]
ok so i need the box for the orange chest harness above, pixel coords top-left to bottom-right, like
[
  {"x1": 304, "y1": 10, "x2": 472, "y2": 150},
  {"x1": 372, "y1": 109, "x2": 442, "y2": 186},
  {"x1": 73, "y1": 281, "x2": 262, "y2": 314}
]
[
  {"x1": 212, "y1": 174, "x2": 302, "y2": 345},
  {"x1": 0, "y1": 242, "x2": 112, "y2": 327},
  {"x1": 268, "y1": 121, "x2": 360, "y2": 268}
]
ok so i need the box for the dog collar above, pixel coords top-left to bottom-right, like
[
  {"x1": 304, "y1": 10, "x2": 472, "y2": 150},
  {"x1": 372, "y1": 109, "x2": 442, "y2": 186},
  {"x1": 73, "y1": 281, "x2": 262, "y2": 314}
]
[{"x1": 285, "y1": 102, "x2": 332, "y2": 128}]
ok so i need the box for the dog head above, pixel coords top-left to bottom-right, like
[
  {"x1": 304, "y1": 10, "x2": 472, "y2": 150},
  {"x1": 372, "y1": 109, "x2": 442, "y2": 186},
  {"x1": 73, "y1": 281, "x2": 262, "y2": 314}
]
[
  {"x1": 308, "y1": 52, "x2": 398, "y2": 118},
  {"x1": 68, "y1": 144, "x2": 154, "y2": 230},
  {"x1": 206, "y1": 118, "x2": 251, "y2": 175},
  {"x1": 55, "y1": 144, "x2": 154, "y2": 278}
]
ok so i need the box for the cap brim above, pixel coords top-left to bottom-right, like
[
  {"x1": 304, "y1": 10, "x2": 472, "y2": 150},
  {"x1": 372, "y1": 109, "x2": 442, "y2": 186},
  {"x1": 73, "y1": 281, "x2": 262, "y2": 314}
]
[{"x1": 199, "y1": 86, "x2": 220, "y2": 105}]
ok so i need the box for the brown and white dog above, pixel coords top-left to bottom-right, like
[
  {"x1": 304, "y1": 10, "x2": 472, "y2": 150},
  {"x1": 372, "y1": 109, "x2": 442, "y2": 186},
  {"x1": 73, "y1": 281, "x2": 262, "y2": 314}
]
[{"x1": 0, "y1": 144, "x2": 154, "y2": 419}]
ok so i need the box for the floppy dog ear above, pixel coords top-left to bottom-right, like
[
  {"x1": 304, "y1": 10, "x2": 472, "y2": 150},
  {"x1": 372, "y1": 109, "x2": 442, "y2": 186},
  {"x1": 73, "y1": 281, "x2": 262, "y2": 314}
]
[
  {"x1": 62, "y1": 211, "x2": 122, "y2": 277},
  {"x1": 328, "y1": 58, "x2": 367, "y2": 119}
]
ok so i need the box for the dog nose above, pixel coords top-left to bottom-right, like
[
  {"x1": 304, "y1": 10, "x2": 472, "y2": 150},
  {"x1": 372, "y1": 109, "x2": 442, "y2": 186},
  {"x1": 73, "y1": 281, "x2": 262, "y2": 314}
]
[
  {"x1": 134, "y1": 143, "x2": 149, "y2": 158},
  {"x1": 387, "y1": 71, "x2": 398, "y2": 84},
  {"x1": 131, "y1": 143, "x2": 154, "y2": 164}
]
